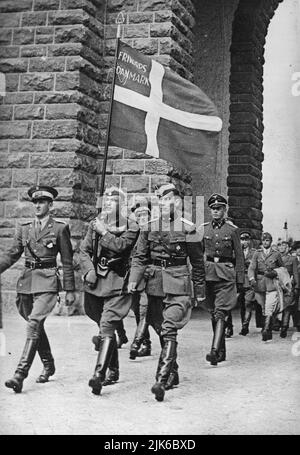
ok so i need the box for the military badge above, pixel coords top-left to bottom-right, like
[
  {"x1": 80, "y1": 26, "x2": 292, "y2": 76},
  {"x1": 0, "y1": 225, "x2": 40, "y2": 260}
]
[{"x1": 46, "y1": 240, "x2": 54, "y2": 249}]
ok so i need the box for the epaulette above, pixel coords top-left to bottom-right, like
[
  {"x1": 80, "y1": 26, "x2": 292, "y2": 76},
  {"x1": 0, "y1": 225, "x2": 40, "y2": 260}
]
[{"x1": 225, "y1": 220, "x2": 238, "y2": 228}]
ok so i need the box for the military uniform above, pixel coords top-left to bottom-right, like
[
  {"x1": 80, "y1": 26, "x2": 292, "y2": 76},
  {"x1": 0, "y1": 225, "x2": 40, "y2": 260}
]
[
  {"x1": 248, "y1": 233, "x2": 283, "y2": 341},
  {"x1": 80, "y1": 187, "x2": 139, "y2": 395},
  {"x1": 279, "y1": 248, "x2": 299, "y2": 337},
  {"x1": 0, "y1": 186, "x2": 75, "y2": 393},
  {"x1": 238, "y1": 231, "x2": 257, "y2": 336},
  {"x1": 129, "y1": 183, "x2": 205, "y2": 401},
  {"x1": 202, "y1": 193, "x2": 244, "y2": 365}
]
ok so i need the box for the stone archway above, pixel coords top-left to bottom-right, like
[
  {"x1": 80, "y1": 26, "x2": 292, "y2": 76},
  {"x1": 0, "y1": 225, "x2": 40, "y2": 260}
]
[{"x1": 227, "y1": 0, "x2": 283, "y2": 240}]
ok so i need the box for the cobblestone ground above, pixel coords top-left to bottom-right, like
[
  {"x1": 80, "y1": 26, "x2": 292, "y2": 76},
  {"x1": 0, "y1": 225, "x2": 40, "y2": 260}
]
[{"x1": 0, "y1": 309, "x2": 299, "y2": 435}]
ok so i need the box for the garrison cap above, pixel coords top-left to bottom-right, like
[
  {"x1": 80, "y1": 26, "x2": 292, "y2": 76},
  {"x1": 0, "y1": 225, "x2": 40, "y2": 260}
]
[
  {"x1": 28, "y1": 185, "x2": 58, "y2": 202},
  {"x1": 131, "y1": 196, "x2": 150, "y2": 215},
  {"x1": 208, "y1": 193, "x2": 227, "y2": 208},
  {"x1": 262, "y1": 232, "x2": 272, "y2": 241},
  {"x1": 240, "y1": 231, "x2": 251, "y2": 240},
  {"x1": 156, "y1": 183, "x2": 180, "y2": 198}
]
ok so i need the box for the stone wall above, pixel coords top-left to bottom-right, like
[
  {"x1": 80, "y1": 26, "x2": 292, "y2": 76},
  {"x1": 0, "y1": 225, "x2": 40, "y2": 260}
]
[{"x1": 0, "y1": 0, "x2": 196, "y2": 312}]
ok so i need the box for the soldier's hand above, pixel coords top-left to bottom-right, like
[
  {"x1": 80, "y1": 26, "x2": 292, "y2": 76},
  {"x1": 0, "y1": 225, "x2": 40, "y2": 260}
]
[
  {"x1": 128, "y1": 282, "x2": 137, "y2": 293},
  {"x1": 85, "y1": 269, "x2": 97, "y2": 286},
  {"x1": 65, "y1": 291, "x2": 75, "y2": 306},
  {"x1": 92, "y1": 218, "x2": 108, "y2": 236}
]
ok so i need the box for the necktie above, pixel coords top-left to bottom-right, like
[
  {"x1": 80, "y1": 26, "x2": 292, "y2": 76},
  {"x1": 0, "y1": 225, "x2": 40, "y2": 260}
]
[{"x1": 36, "y1": 220, "x2": 41, "y2": 236}]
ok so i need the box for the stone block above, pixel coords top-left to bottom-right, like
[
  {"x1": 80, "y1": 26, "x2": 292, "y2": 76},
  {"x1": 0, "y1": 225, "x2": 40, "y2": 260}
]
[
  {"x1": 34, "y1": 0, "x2": 60, "y2": 10},
  {"x1": 227, "y1": 175, "x2": 262, "y2": 191},
  {"x1": 30, "y1": 152, "x2": 76, "y2": 168},
  {"x1": 0, "y1": 218, "x2": 15, "y2": 228},
  {"x1": 14, "y1": 105, "x2": 45, "y2": 120},
  {"x1": 145, "y1": 159, "x2": 171, "y2": 174},
  {"x1": 3, "y1": 93, "x2": 34, "y2": 105},
  {"x1": 21, "y1": 12, "x2": 47, "y2": 26},
  {"x1": 20, "y1": 73, "x2": 55, "y2": 91},
  {"x1": 5, "y1": 201, "x2": 35, "y2": 218},
  {"x1": 0, "y1": 169, "x2": 12, "y2": 187},
  {"x1": 0, "y1": 106, "x2": 13, "y2": 121},
  {"x1": 107, "y1": 0, "x2": 138, "y2": 13},
  {"x1": 46, "y1": 104, "x2": 81, "y2": 120},
  {"x1": 55, "y1": 25, "x2": 86, "y2": 44},
  {"x1": 123, "y1": 24, "x2": 150, "y2": 39},
  {"x1": 10, "y1": 139, "x2": 49, "y2": 154},
  {"x1": 128, "y1": 12, "x2": 154, "y2": 23},
  {"x1": 150, "y1": 22, "x2": 172, "y2": 38},
  {"x1": 123, "y1": 150, "x2": 150, "y2": 159},
  {"x1": 121, "y1": 175, "x2": 149, "y2": 193},
  {"x1": 113, "y1": 159, "x2": 144, "y2": 175},
  {"x1": 131, "y1": 38, "x2": 159, "y2": 55},
  {"x1": 5, "y1": 74, "x2": 19, "y2": 92},
  {"x1": 0, "y1": 141, "x2": 8, "y2": 153},
  {"x1": 55, "y1": 72, "x2": 80, "y2": 91},
  {"x1": 0, "y1": 46, "x2": 19, "y2": 58},
  {"x1": 38, "y1": 168, "x2": 80, "y2": 188},
  {"x1": 0, "y1": 189, "x2": 18, "y2": 201},
  {"x1": 139, "y1": 0, "x2": 172, "y2": 11},
  {"x1": 48, "y1": 43, "x2": 82, "y2": 57},
  {"x1": 0, "y1": 121, "x2": 31, "y2": 139},
  {"x1": 0, "y1": 59, "x2": 28, "y2": 73},
  {"x1": 48, "y1": 10, "x2": 89, "y2": 26},
  {"x1": 0, "y1": 13, "x2": 21, "y2": 27},
  {"x1": 29, "y1": 57, "x2": 65, "y2": 72},
  {"x1": 49, "y1": 138, "x2": 83, "y2": 154},
  {"x1": 21, "y1": 45, "x2": 47, "y2": 58},
  {"x1": 0, "y1": 152, "x2": 29, "y2": 168},
  {"x1": 13, "y1": 28, "x2": 35, "y2": 45},
  {"x1": 0, "y1": 29, "x2": 12, "y2": 46},
  {"x1": 12, "y1": 169, "x2": 38, "y2": 187},
  {"x1": 32, "y1": 120, "x2": 78, "y2": 139}
]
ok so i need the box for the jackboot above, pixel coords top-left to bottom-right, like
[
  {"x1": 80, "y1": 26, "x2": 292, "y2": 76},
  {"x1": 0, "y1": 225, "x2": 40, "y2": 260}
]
[
  {"x1": 36, "y1": 328, "x2": 55, "y2": 383},
  {"x1": 116, "y1": 320, "x2": 128, "y2": 348},
  {"x1": 280, "y1": 309, "x2": 291, "y2": 338},
  {"x1": 262, "y1": 315, "x2": 272, "y2": 341},
  {"x1": 239, "y1": 310, "x2": 252, "y2": 336},
  {"x1": 206, "y1": 319, "x2": 226, "y2": 365},
  {"x1": 164, "y1": 356, "x2": 179, "y2": 391},
  {"x1": 151, "y1": 340, "x2": 177, "y2": 402},
  {"x1": 225, "y1": 312, "x2": 233, "y2": 338},
  {"x1": 137, "y1": 338, "x2": 151, "y2": 357},
  {"x1": 129, "y1": 318, "x2": 149, "y2": 360},
  {"x1": 5, "y1": 338, "x2": 38, "y2": 393},
  {"x1": 88, "y1": 337, "x2": 115, "y2": 395},
  {"x1": 103, "y1": 336, "x2": 119, "y2": 386}
]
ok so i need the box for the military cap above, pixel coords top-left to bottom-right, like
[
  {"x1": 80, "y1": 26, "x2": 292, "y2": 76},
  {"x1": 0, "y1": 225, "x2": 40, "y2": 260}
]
[
  {"x1": 292, "y1": 240, "x2": 300, "y2": 250},
  {"x1": 277, "y1": 238, "x2": 288, "y2": 245},
  {"x1": 104, "y1": 186, "x2": 126, "y2": 198},
  {"x1": 156, "y1": 183, "x2": 180, "y2": 198},
  {"x1": 262, "y1": 232, "x2": 272, "y2": 241},
  {"x1": 208, "y1": 193, "x2": 227, "y2": 208},
  {"x1": 131, "y1": 196, "x2": 150, "y2": 214},
  {"x1": 28, "y1": 185, "x2": 58, "y2": 202},
  {"x1": 240, "y1": 231, "x2": 251, "y2": 240}
]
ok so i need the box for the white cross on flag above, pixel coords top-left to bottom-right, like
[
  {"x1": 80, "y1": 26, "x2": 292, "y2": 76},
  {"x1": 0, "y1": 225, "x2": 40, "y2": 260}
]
[{"x1": 109, "y1": 41, "x2": 222, "y2": 175}]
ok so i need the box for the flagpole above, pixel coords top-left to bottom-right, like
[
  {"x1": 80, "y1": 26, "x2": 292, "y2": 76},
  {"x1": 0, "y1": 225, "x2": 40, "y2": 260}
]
[{"x1": 98, "y1": 12, "x2": 124, "y2": 198}]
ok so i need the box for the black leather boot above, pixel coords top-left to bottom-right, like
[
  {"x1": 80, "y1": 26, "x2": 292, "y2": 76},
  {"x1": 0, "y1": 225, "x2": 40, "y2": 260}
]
[
  {"x1": 137, "y1": 338, "x2": 151, "y2": 357},
  {"x1": 88, "y1": 337, "x2": 115, "y2": 395},
  {"x1": 255, "y1": 303, "x2": 264, "y2": 328},
  {"x1": 164, "y1": 359, "x2": 179, "y2": 390},
  {"x1": 116, "y1": 320, "x2": 128, "y2": 348},
  {"x1": 280, "y1": 309, "x2": 291, "y2": 338},
  {"x1": 151, "y1": 340, "x2": 177, "y2": 402},
  {"x1": 239, "y1": 310, "x2": 252, "y2": 336},
  {"x1": 129, "y1": 318, "x2": 149, "y2": 360},
  {"x1": 206, "y1": 319, "x2": 226, "y2": 366},
  {"x1": 103, "y1": 336, "x2": 119, "y2": 386},
  {"x1": 5, "y1": 338, "x2": 38, "y2": 393},
  {"x1": 262, "y1": 315, "x2": 272, "y2": 341},
  {"x1": 225, "y1": 312, "x2": 233, "y2": 338},
  {"x1": 36, "y1": 327, "x2": 55, "y2": 383}
]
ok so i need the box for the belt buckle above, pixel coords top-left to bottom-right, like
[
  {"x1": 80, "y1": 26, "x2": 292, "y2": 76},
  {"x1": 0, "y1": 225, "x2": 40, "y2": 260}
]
[
  {"x1": 214, "y1": 257, "x2": 219, "y2": 263},
  {"x1": 29, "y1": 261, "x2": 36, "y2": 269},
  {"x1": 100, "y1": 257, "x2": 108, "y2": 268},
  {"x1": 161, "y1": 259, "x2": 167, "y2": 268}
]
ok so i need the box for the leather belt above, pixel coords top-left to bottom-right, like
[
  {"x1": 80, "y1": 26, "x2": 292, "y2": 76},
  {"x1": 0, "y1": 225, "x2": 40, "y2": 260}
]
[
  {"x1": 206, "y1": 256, "x2": 235, "y2": 264},
  {"x1": 151, "y1": 258, "x2": 187, "y2": 268},
  {"x1": 25, "y1": 260, "x2": 57, "y2": 270}
]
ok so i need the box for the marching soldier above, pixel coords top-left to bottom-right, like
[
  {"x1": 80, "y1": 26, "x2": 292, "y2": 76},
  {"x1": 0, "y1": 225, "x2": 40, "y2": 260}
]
[
  {"x1": 80, "y1": 187, "x2": 139, "y2": 395},
  {"x1": 292, "y1": 241, "x2": 300, "y2": 331},
  {"x1": 128, "y1": 183, "x2": 205, "y2": 402},
  {"x1": 238, "y1": 231, "x2": 257, "y2": 336},
  {"x1": 202, "y1": 193, "x2": 244, "y2": 365},
  {"x1": 277, "y1": 239, "x2": 299, "y2": 337},
  {"x1": 248, "y1": 232, "x2": 284, "y2": 341},
  {"x1": 0, "y1": 186, "x2": 75, "y2": 393}
]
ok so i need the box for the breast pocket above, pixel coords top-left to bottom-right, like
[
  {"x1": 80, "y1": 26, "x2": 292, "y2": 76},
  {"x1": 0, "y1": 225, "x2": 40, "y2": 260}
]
[
  {"x1": 42, "y1": 237, "x2": 57, "y2": 254},
  {"x1": 204, "y1": 235, "x2": 213, "y2": 249}
]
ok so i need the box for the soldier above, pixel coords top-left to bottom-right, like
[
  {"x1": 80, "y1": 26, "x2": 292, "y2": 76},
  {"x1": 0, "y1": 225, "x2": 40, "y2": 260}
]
[
  {"x1": 238, "y1": 231, "x2": 257, "y2": 336},
  {"x1": 0, "y1": 186, "x2": 75, "y2": 393},
  {"x1": 292, "y1": 241, "x2": 300, "y2": 331},
  {"x1": 277, "y1": 239, "x2": 299, "y2": 337},
  {"x1": 202, "y1": 193, "x2": 244, "y2": 366},
  {"x1": 129, "y1": 198, "x2": 152, "y2": 360},
  {"x1": 80, "y1": 187, "x2": 139, "y2": 395},
  {"x1": 248, "y1": 232, "x2": 284, "y2": 341},
  {"x1": 128, "y1": 183, "x2": 205, "y2": 402}
]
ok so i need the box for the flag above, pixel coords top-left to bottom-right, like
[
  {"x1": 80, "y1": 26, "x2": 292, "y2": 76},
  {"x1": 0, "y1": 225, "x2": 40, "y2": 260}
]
[{"x1": 109, "y1": 41, "x2": 222, "y2": 180}]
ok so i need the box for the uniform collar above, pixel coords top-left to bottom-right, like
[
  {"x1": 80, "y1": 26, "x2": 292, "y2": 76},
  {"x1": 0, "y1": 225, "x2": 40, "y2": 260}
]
[
  {"x1": 211, "y1": 218, "x2": 225, "y2": 229},
  {"x1": 35, "y1": 215, "x2": 50, "y2": 231}
]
